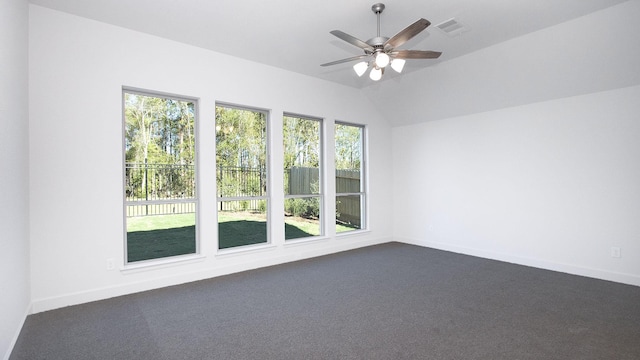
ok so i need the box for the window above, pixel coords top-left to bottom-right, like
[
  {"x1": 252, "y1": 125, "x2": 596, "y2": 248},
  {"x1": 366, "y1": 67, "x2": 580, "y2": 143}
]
[
  {"x1": 335, "y1": 122, "x2": 366, "y2": 232},
  {"x1": 216, "y1": 104, "x2": 269, "y2": 249},
  {"x1": 283, "y1": 114, "x2": 323, "y2": 240},
  {"x1": 123, "y1": 90, "x2": 197, "y2": 263}
]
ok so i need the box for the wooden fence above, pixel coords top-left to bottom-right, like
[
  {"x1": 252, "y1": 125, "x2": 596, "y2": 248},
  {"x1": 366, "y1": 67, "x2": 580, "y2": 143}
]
[
  {"x1": 287, "y1": 167, "x2": 362, "y2": 227},
  {"x1": 335, "y1": 169, "x2": 362, "y2": 227}
]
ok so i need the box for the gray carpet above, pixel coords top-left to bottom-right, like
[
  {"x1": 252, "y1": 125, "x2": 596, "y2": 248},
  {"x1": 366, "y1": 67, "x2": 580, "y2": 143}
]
[{"x1": 11, "y1": 242, "x2": 640, "y2": 359}]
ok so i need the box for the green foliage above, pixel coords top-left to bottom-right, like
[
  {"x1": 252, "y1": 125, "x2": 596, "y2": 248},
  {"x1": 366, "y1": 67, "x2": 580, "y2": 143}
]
[
  {"x1": 285, "y1": 197, "x2": 320, "y2": 219},
  {"x1": 217, "y1": 165, "x2": 265, "y2": 198},
  {"x1": 335, "y1": 123, "x2": 362, "y2": 170},
  {"x1": 215, "y1": 106, "x2": 267, "y2": 198},
  {"x1": 283, "y1": 116, "x2": 322, "y2": 210},
  {"x1": 215, "y1": 106, "x2": 266, "y2": 168},
  {"x1": 283, "y1": 116, "x2": 320, "y2": 169},
  {"x1": 258, "y1": 200, "x2": 267, "y2": 213},
  {"x1": 125, "y1": 93, "x2": 195, "y2": 165},
  {"x1": 124, "y1": 93, "x2": 196, "y2": 200}
]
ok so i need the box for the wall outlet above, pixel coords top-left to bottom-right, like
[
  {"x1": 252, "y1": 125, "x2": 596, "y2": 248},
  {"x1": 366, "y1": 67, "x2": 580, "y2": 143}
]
[
  {"x1": 106, "y1": 258, "x2": 116, "y2": 270},
  {"x1": 610, "y1": 247, "x2": 621, "y2": 258}
]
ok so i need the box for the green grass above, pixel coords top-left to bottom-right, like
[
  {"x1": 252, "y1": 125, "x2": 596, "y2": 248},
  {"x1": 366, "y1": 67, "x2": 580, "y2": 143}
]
[
  {"x1": 126, "y1": 212, "x2": 358, "y2": 262},
  {"x1": 127, "y1": 225, "x2": 196, "y2": 262},
  {"x1": 127, "y1": 213, "x2": 195, "y2": 232}
]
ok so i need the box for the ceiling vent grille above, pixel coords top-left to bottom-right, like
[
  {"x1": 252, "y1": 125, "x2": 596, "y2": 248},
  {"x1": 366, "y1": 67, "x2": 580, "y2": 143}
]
[{"x1": 435, "y1": 18, "x2": 468, "y2": 36}]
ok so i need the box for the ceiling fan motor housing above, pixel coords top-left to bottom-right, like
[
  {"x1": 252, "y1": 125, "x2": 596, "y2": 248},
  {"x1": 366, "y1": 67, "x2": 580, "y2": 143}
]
[{"x1": 367, "y1": 36, "x2": 389, "y2": 48}]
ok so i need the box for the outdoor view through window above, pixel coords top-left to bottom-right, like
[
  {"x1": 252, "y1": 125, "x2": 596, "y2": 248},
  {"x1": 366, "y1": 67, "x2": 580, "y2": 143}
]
[
  {"x1": 283, "y1": 115, "x2": 323, "y2": 240},
  {"x1": 123, "y1": 96, "x2": 364, "y2": 260},
  {"x1": 335, "y1": 123, "x2": 365, "y2": 232},
  {"x1": 216, "y1": 105, "x2": 268, "y2": 249},
  {"x1": 123, "y1": 91, "x2": 197, "y2": 263}
]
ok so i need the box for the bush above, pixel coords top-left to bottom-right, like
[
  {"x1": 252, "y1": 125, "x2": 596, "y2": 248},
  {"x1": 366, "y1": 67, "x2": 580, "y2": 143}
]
[
  {"x1": 285, "y1": 197, "x2": 319, "y2": 219},
  {"x1": 258, "y1": 200, "x2": 267, "y2": 213}
]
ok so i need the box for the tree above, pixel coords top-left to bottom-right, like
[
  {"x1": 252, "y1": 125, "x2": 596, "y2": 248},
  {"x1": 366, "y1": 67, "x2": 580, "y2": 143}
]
[
  {"x1": 215, "y1": 106, "x2": 267, "y2": 198},
  {"x1": 124, "y1": 93, "x2": 196, "y2": 199},
  {"x1": 335, "y1": 124, "x2": 362, "y2": 170},
  {"x1": 283, "y1": 116, "x2": 320, "y2": 169}
]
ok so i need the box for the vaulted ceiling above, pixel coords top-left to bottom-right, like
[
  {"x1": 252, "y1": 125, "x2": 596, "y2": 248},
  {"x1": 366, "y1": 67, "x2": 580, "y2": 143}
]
[{"x1": 29, "y1": 0, "x2": 628, "y2": 89}]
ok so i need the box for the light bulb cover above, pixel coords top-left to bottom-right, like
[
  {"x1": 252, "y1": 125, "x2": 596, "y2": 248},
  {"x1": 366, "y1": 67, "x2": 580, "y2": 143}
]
[
  {"x1": 375, "y1": 52, "x2": 390, "y2": 68},
  {"x1": 369, "y1": 67, "x2": 382, "y2": 81},
  {"x1": 390, "y1": 58, "x2": 406, "y2": 73},
  {"x1": 353, "y1": 61, "x2": 369, "y2": 77}
]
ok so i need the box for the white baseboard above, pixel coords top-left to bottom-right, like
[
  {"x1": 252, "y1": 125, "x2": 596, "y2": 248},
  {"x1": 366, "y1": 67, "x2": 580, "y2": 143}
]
[
  {"x1": 397, "y1": 237, "x2": 640, "y2": 287},
  {"x1": 3, "y1": 303, "x2": 31, "y2": 360},
  {"x1": 30, "y1": 237, "x2": 393, "y2": 314}
]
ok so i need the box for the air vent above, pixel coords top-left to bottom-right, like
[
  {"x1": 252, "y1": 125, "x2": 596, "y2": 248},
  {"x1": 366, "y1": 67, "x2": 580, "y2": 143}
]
[{"x1": 435, "y1": 18, "x2": 468, "y2": 36}]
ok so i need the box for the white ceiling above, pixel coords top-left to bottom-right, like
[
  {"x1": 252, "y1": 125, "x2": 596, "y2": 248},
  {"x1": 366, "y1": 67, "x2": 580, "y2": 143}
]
[{"x1": 29, "y1": 0, "x2": 628, "y2": 89}]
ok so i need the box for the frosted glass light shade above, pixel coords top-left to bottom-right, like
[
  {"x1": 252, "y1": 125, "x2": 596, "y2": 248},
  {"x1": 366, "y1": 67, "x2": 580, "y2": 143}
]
[
  {"x1": 369, "y1": 67, "x2": 382, "y2": 81},
  {"x1": 391, "y1": 58, "x2": 406, "y2": 73},
  {"x1": 353, "y1": 61, "x2": 369, "y2": 77},
  {"x1": 374, "y1": 52, "x2": 390, "y2": 68}
]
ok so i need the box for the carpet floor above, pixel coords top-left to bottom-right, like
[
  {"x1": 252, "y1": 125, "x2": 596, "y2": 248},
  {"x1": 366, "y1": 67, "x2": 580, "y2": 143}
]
[{"x1": 10, "y1": 242, "x2": 640, "y2": 359}]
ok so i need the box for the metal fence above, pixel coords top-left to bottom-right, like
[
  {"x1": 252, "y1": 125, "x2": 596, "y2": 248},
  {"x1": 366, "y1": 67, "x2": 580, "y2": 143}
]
[
  {"x1": 125, "y1": 162, "x2": 196, "y2": 217},
  {"x1": 217, "y1": 166, "x2": 266, "y2": 198},
  {"x1": 125, "y1": 164, "x2": 361, "y2": 224},
  {"x1": 217, "y1": 166, "x2": 267, "y2": 212},
  {"x1": 125, "y1": 161, "x2": 195, "y2": 202},
  {"x1": 126, "y1": 203, "x2": 197, "y2": 217}
]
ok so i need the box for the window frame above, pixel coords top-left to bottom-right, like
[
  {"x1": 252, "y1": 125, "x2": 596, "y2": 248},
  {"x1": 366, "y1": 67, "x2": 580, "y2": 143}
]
[
  {"x1": 283, "y1": 112, "x2": 325, "y2": 241},
  {"x1": 334, "y1": 121, "x2": 367, "y2": 233},
  {"x1": 215, "y1": 102, "x2": 271, "y2": 251},
  {"x1": 122, "y1": 87, "x2": 200, "y2": 266}
]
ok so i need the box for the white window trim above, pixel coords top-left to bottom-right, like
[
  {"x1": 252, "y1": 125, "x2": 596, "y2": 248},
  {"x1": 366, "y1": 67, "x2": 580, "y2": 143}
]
[
  {"x1": 215, "y1": 102, "x2": 271, "y2": 252},
  {"x1": 122, "y1": 87, "x2": 201, "y2": 266},
  {"x1": 335, "y1": 121, "x2": 368, "y2": 232},
  {"x1": 283, "y1": 113, "x2": 325, "y2": 241}
]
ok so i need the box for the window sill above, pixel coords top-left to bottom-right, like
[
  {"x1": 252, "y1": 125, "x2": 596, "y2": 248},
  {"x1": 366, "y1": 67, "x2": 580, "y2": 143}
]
[
  {"x1": 122, "y1": 254, "x2": 206, "y2": 274},
  {"x1": 284, "y1": 235, "x2": 330, "y2": 247},
  {"x1": 215, "y1": 243, "x2": 277, "y2": 257},
  {"x1": 336, "y1": 228, "x2": 371, "y2": 237}
]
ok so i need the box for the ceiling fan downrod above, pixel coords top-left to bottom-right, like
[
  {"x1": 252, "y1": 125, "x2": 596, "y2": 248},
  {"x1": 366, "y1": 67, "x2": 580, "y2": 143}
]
[
  {"x1": 369, "y1": 3, "x2": 389, "y2": 71},
  {"x1": 372, "y1": 3, "x2": 385, "y2": 38}
]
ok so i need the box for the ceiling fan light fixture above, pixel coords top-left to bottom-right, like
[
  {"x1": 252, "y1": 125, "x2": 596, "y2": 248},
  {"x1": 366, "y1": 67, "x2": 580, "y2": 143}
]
[
  {"x1": 391, "y1": 58, "x2": 405, "y2": 73},
  {"x1": 353, "y1": 61, "x2": 369, "y2": 77},
  {"x1": 374, "y1": 52, "x2": 390, "y2": 68},
  {"x1": 369, "y1": 67, "x2": 383, "y2": 81}
]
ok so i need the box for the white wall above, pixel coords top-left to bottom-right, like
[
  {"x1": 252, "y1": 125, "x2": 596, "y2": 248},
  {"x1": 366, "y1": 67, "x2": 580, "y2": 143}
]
[
  {"x1": 393, "y1": 86, "x2": 640, "y2": 286},
  {"x1": 0, "y1": 0, "x2": 30, "y2": 358},
  {"x1": 390, "y1": 1, "x2": 640, "y2": 286},
  {"x1": 28, "y1": 5, "x2": 393, "y2": 313}
]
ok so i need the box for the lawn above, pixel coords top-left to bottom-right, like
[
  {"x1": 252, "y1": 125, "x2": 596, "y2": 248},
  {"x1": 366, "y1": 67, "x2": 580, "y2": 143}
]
[{"x1": 127, "y1": 212, "x2": 356, "y2": 262}]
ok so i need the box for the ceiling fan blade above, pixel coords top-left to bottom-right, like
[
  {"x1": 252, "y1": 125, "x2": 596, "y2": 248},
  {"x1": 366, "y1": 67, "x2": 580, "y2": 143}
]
[
  {"x1": 391, "y1": 50, "x2": 442, "y2": 59},
  {"x1": 330, "y1": 30, "x2": 374, "y2": 52},
  {"x1": 384, "y1": 18, "x2": 431, "y2": 50},
  {"x1": 320, "y1": 54, "x2": 370, "y2": 67}
]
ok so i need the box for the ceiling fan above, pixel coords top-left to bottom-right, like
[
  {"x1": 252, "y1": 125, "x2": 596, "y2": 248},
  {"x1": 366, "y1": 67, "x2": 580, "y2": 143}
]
[{"x1": 321, "y1": 3, "x2": 441, "y2": 81}]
